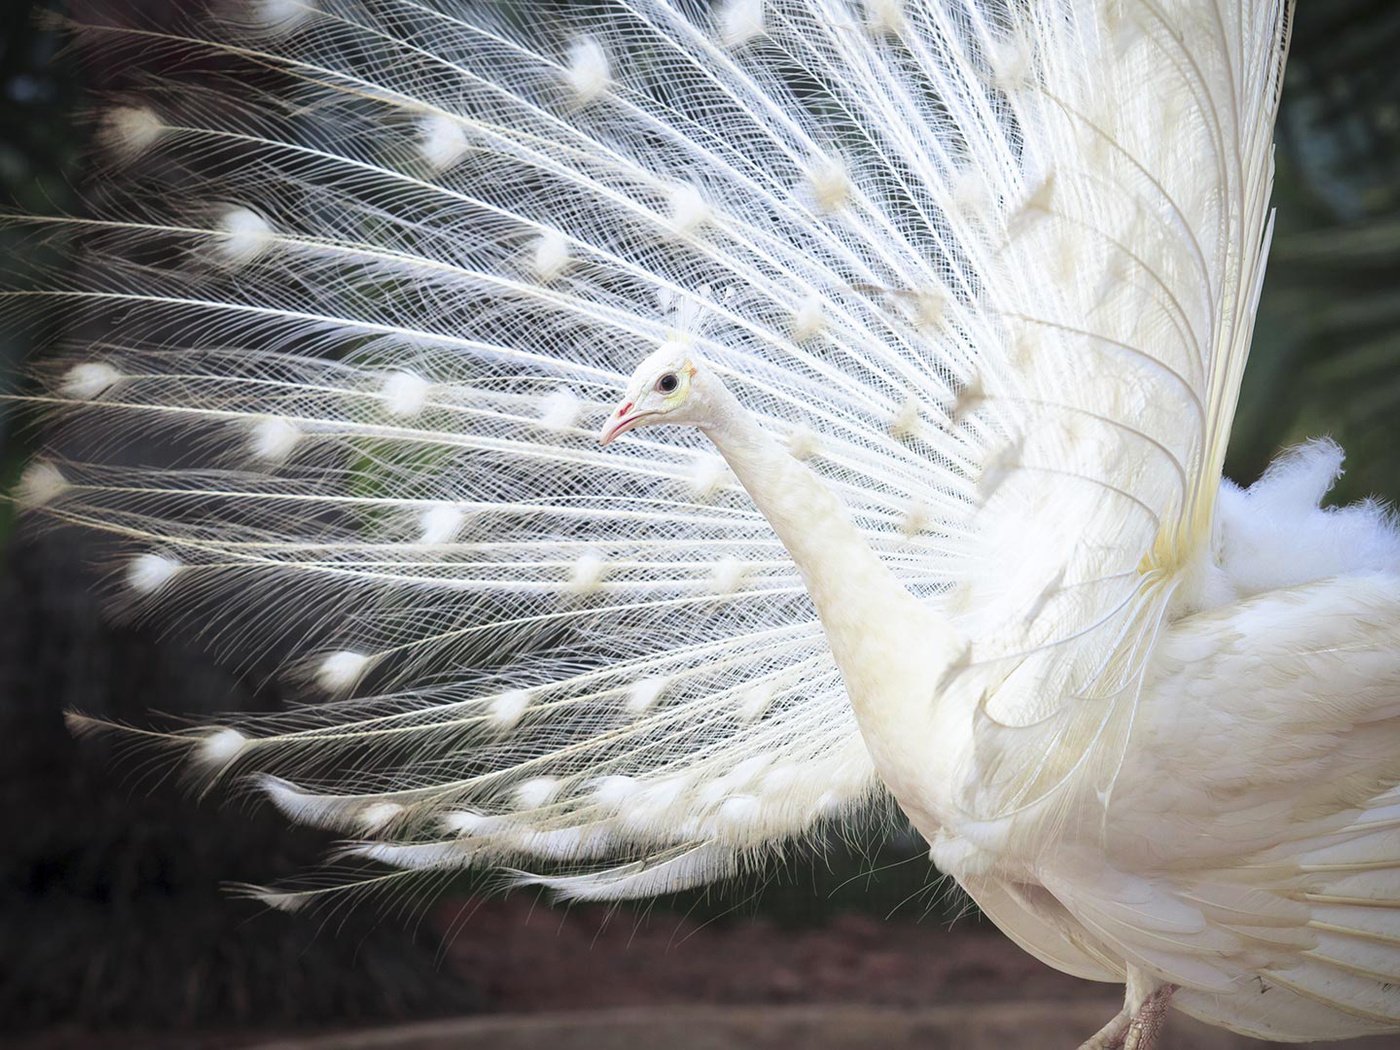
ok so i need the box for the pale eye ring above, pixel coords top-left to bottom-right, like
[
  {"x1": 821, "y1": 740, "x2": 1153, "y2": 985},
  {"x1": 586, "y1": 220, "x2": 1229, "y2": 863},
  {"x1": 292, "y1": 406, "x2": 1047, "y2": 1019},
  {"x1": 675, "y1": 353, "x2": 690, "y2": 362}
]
[{"x1": 656, "y1": 372, "x2": 680, "y2": 394}]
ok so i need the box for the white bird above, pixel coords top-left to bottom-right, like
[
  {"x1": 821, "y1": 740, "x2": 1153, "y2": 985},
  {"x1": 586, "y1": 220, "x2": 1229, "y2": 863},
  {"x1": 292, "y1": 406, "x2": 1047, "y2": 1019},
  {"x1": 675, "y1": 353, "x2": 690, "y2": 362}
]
[{"x1": 12, "y1": 0, "x2": 1400, "y2": 1046}]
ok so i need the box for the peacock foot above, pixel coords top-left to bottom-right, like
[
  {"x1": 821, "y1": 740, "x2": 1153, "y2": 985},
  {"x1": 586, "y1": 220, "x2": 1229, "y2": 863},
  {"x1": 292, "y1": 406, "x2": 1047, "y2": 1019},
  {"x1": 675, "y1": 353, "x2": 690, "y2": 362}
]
[
  {"x1": 1122, "y1": 985, "x2": 1176, "y2": 1050},
  {"x1": 1078, "y1": 1006, "x2": 1129, "y2": 1050},
  {"x1": 1077, "y1": 985, "x2": 1177, "y2": 1050}
]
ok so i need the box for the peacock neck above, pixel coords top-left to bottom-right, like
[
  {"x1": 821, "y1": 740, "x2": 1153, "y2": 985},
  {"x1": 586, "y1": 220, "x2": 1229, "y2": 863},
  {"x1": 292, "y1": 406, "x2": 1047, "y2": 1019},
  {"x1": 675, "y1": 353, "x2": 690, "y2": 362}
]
[{"x1": 700, "y1": 391, "x2": 959, "y2": 820}]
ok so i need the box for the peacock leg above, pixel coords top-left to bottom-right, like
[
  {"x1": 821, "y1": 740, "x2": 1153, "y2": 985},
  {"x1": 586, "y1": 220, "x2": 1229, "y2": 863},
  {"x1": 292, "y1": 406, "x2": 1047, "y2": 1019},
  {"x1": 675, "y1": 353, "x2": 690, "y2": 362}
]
[{"x1": 1079, "y1": 967, "x2": 1177, "y2": 1050}]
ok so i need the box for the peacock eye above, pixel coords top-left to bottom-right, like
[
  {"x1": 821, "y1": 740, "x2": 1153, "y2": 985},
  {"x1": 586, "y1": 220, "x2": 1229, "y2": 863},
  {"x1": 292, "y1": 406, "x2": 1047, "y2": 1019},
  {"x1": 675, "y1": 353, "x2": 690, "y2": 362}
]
[{"x1": 656, "y1": 373, "x2": 680, "y2": 394}]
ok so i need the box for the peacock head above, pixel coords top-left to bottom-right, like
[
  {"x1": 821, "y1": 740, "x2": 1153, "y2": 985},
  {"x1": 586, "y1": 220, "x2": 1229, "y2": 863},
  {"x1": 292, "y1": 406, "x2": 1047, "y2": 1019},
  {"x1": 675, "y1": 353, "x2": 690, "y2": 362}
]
[{"x1": 599, "y1": 339, "x2": 721, "y2": 444}]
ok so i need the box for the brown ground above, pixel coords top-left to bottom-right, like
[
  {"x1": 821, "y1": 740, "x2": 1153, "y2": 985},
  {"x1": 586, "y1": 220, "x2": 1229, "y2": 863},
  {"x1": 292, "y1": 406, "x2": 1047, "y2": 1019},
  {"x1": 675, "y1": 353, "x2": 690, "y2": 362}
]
[
  {"x1": 16, "y1": 896, "x2": 1110, "y2": 1049},
  {"x1": 439, "y1": 896, "x2": 1104, "y2": 1013},
  {"x1": 17, "y1": 897, "x2": 1400, "y2": 1049}
]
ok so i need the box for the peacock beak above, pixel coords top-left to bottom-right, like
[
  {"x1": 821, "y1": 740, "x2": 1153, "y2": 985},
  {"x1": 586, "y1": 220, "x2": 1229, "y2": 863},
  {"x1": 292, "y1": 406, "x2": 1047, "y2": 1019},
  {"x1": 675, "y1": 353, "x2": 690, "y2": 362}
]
[{"x1": 599, "y1": 401, "x2": 642, "y2": 445}]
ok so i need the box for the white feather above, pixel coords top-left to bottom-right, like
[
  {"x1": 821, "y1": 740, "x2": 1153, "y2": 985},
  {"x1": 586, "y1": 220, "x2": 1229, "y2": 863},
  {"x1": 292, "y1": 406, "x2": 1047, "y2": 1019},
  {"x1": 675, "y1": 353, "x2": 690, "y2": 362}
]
[
  {"x1": 863, "y1": 0, "x2": 904, "y2": 35},
  {"x1": 667, "y1": 181, "x2": 711, "y2": 238},
  {"x1": 590, "y1": 774, "x2": 641, "y2": 811},
  {"x1": 567, "y1": 550, "x2": 608, "y2": 595},
  {"x1": 246, "y1": 416, "x2": 301, "y2": 465},
  {"x1": 516, "y1": 845, "x2": 734, "y2": 902},
  {"x1": 786, "y1": 424, "x2": 819, "y2": 461},
  {"x1": 688, "y1": 454, "x2": 729, "y2": 498},
  {"x1": 789, "y1": 296, "x2": 825, "y2": 342},
  {"x1": 511, "y1": 777, "x2": 561, "y2": 811},
  {"x1": 60, "y1": 362, "x2": 121, "y2": 400},
  {"x1": 256, "y1": 0, "x2": 316, "y2": 32},
  {"x1": 315, "y1": 650, "x2": 369, "y2": 693},
  {"x1": 531, "y1": 229, "x2": 571, "y2": 282},
  {"x1": 716, "y1": 0, "x2": 765, "y2": 48},
  {"x1": 624, "y1": 676, "x2": 668, "y2": 717},
  {"x1": 564, "y1": 37, "x2": 610, "y2": 105},
  {"x1": 439, "y1": 809, "x2": 504, "y2": 836},
  {"x1": 538, "y1": 387, "x2": 583, "y2": 431},
  {"x1": 101, "y1": 104, "x2": 163, "y2": 159},
  {"x1": 352, "y1": 840, "x2": 472, "y2": 870},
  {"x1": 194, "y1": 727, "x2": 249, "y2": 770},
  {"x1": 803, "y1": 154, "x2": 851, "y2": 215},
  {"x1": 379, "y1": 371, "x2": 431, "y2": 418},
  {"x1": 417, "y1": 503, "x2": 466, "y2": 545},
  {"x1": 125, "y1": 552, "x2": 181, "y2": 595},
  {"x1": 15, "y1": 461, "x2": 67, "y2": 509},
  {"x1": 707, "y1": 556, "x2": 746, "y2": 596},
  {"x1": 417, "y1": 112, "x2": 470, "y2": 173},
  {"x1": 215, "y1": 206, "x2": 274, "y2": 267},
  {"x1": 488, "y1": 689, "x2": 532, "y2": 729}
]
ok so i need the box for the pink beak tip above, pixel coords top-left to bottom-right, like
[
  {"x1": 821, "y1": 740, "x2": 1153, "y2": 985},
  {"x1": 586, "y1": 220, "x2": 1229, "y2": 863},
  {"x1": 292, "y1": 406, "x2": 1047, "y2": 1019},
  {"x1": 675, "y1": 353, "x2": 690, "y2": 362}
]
[{"x1": 599, "y1": 401, "x2": 634, "y2": 446}]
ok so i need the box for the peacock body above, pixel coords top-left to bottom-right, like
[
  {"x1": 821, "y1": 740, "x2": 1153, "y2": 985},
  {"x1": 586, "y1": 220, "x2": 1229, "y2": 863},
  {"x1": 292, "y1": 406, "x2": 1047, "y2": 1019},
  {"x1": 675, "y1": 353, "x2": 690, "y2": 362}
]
[{"x1": 10, "y1": 0, "x2": 1400, "y2": 1045}]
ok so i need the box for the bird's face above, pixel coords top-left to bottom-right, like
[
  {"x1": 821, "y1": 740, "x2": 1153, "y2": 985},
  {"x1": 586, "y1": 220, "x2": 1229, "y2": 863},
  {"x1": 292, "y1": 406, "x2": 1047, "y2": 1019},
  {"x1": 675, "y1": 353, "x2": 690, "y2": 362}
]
[{"x1": 599, "y1": 341, "x2": 703, "y2": 444}]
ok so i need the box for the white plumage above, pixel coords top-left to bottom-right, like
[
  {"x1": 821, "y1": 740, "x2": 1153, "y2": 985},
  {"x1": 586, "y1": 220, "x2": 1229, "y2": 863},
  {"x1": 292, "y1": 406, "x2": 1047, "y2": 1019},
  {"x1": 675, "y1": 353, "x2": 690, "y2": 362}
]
[{"x1": 12, "y1": 0, "x2": 1400, "y2": 1045}]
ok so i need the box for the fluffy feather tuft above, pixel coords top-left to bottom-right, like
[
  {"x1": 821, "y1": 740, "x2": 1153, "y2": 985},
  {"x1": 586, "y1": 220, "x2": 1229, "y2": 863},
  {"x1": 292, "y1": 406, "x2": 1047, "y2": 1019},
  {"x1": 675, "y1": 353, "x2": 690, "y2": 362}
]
[
  {"x1": 488, "y1": 689, "x2": 533, "y2": 729},
  {"x1": 531, "y1": 229, "x2": 571, "y2": 282},
  {"x1": 380, "y1": 371, "x2": 431, "y2": 418},
  {"x1": 255, "y1": 0, "x2": 316, "y2": 32},
  {"x1": 1214, "y1": 440, "x2": 1400, "y2": 601},
  {"x1": 100, "y1": 104, "x2": 163, "y2": 159},
  {"x1": 716, "y1": 0, "x2": 765, "y2": 48},
  {"x1": 60, "y1": 362, "x2": 121, "y2": 400},
  {"x1": 215, "y1": 206, "x2": 275, "y2": 267},
  {"x1": 315, "y1": 650, "x2": 370, "y2": 693},
  {"x1": 15, "y1": 461, "x2": 68, "y2": 509},
  {"x1": 246, "y1": 416, "x2": 302, "y2": 464},
  {"x1": 565, "y1": 36, "x2": 610, "y2": 104},
  {"x1": 125, "y1": 552, "x2": 182, "y2": 595},
  {"x1": 193, "y1": 727, "x2": 250, "y2": 770},
  {"x1": 417, "y1": 112, "x2": 469, "y2": 173}
]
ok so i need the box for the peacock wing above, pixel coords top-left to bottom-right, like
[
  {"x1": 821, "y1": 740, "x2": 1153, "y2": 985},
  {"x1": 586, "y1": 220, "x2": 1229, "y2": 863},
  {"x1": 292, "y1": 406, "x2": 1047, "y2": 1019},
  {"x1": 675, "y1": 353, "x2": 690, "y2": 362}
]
[{"x1": 937, "y1": 0, "x2": 1290, "y2": 823}]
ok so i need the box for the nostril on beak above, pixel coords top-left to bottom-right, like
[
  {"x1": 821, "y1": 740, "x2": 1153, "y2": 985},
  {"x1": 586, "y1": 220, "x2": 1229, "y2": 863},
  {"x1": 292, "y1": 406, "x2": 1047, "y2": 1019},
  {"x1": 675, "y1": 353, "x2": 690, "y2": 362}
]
[{"x1": 599, "y1": 401, "x2": 637, "y2": 445}]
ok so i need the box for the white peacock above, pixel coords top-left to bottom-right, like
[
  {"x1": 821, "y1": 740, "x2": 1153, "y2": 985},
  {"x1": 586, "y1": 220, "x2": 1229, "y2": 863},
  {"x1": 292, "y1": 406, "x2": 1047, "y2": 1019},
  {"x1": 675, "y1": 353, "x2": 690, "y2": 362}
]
[{"x1": 13, "y1": 1, "x2": 1400, "y2": 1047}]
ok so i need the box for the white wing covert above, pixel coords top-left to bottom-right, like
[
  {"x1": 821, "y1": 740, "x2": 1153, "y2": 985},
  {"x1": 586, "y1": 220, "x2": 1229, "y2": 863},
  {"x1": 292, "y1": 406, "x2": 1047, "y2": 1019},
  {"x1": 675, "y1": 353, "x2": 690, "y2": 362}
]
[{"x1": 934, "y1": 0, "x2": 1290, "y2": 825}]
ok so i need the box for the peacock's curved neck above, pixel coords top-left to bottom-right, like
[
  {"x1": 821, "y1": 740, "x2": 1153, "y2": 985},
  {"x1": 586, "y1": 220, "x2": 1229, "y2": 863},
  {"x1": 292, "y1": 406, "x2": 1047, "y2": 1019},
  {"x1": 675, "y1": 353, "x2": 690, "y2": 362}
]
[
  {"x1": 700, "y1": 389, "x2": 959, "y2": 815},
  {"x1": 705, "y1": 405, "x2": 907, "y2": 631}
]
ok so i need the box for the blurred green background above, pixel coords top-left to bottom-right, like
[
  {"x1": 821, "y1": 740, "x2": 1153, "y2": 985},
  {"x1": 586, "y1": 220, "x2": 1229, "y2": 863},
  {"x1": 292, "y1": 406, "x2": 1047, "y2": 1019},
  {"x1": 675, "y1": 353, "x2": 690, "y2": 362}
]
[{"x1": 1, "y1": 0, "x2": 1397, "y2": 1041}]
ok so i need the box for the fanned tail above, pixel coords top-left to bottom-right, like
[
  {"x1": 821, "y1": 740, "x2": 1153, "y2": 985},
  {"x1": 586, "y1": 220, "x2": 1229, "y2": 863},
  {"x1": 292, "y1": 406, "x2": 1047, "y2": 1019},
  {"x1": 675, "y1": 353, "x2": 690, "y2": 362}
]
[
  {"x1": 10, "y1": 0, "x2": 1295, "y2": 903},
  {"x1": 14, "y1": 0, "x2": 995, "y2": 903}
]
